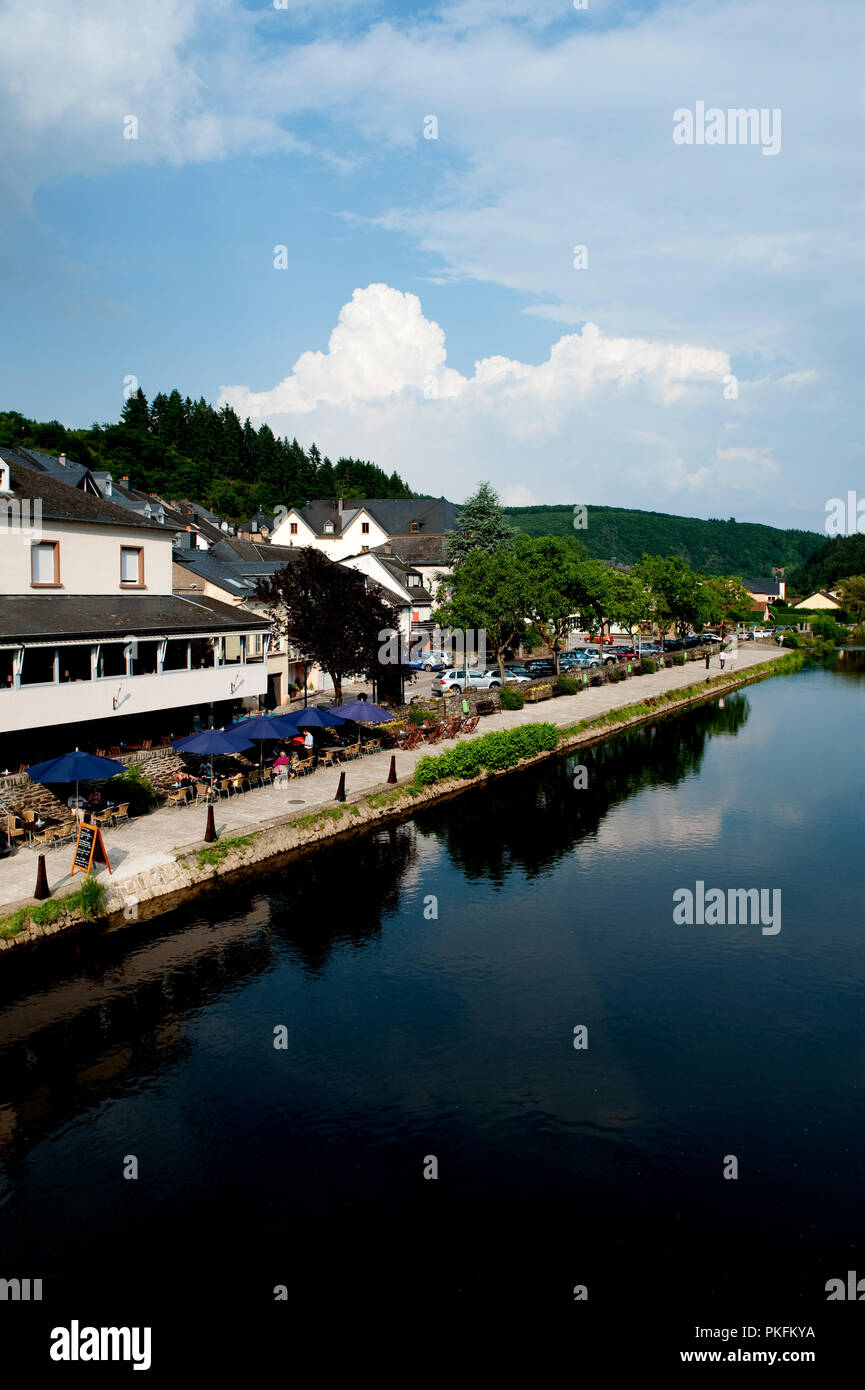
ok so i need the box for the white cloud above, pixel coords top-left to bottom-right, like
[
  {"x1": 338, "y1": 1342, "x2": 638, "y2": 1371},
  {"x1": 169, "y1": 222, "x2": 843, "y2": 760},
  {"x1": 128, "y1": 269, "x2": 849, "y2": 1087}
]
[{"x1": 220, "y1": 283, "x2": 750, "y2": 507}]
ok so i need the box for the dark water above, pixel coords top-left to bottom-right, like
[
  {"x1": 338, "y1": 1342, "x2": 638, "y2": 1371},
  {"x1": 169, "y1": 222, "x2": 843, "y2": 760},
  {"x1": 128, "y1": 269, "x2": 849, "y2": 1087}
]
[{"x1": 1, "y1": 656, "x2": 862, "y2": 1370}]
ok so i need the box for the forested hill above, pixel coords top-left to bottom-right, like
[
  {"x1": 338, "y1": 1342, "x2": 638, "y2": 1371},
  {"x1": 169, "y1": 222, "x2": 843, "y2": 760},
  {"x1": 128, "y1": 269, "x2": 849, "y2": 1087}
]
[
  {"x1": 504, "y1": 504, "x2": 824, "y2": 576},
  {"x1": 0, "y1": 391, "x2": 416, "y2": 520},
  {"x1": 786, "y1": 532, "x2": 865, "y2": 594}
]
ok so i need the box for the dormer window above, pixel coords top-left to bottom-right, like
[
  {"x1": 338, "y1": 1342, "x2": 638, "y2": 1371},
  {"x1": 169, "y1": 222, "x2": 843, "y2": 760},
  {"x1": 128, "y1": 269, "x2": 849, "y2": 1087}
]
[
  {"x1": 0, "y1": 461, "x2": 10, "y2": 493},
  {"x1": 324, "y1": 521, "x2": 334, "y2": 534},
  {"x1": 410, "y1": 521, "x2": 420, "y2": 533}
]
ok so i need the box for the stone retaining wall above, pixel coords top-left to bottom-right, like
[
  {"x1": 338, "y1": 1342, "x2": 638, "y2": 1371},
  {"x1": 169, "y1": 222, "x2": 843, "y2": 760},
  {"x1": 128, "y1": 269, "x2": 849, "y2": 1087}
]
[{"x1": 0, "y1": 747, "x2": 186, "y2": 827}]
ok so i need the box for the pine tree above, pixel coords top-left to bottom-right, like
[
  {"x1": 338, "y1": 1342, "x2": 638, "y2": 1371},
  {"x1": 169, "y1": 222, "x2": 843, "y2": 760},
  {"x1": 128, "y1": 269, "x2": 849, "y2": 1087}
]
[{"x1": 446, "y1": 481, "x2": 514, "y2": 563}]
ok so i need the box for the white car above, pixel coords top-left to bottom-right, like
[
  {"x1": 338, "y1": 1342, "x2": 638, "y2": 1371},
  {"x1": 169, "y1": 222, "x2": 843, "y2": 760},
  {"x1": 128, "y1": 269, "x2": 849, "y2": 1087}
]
[{"x1": 431, "y1": 668, "x2": 504, "y2": 693}]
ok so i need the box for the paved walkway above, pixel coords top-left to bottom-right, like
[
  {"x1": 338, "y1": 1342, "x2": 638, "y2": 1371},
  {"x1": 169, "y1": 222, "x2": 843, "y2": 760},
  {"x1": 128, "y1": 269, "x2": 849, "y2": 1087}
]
[{"x1": 0, "y1": 644, "x2": 785, "y2": 908}]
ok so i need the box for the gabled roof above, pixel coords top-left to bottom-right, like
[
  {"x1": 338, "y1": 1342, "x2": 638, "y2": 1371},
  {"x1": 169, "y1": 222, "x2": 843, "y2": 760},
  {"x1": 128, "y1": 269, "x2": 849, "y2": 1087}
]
[
  {"x1": 286, "y1": 496, "x2": 458, "y2": 539},
  {"x1": 745, "y1": 577, "x2": 784, "y2": 596},
  {"x1": 1, "y1": 455, "x2": 167, "y2": 531},
  {"x1": 372, "y1": 535, "x2": 450, "y2": 567}
]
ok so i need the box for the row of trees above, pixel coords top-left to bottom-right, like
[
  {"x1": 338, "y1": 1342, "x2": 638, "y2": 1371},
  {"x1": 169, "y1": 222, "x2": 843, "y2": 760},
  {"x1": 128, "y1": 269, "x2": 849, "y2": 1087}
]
[
  {"x1": 436, "y1": 484, "x2": 757, "y2": 676},
  {"x1": 0, "y1": 393, "x2": 416, "y2": 521}
]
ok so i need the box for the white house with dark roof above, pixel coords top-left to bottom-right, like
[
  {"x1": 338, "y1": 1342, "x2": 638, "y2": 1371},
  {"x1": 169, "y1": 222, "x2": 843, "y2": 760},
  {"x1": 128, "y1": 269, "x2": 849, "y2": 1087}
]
[
  {"x1": 0, "y1": 453, "x2": 268, "y2": 746},
  {"x1": 269, "y1": 496, "x2": 458, "y2": 582}
]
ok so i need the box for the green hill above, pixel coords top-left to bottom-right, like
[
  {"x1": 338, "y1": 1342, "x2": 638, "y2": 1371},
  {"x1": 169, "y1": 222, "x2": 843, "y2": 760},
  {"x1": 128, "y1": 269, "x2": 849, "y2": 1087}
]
[
  {"x1": 786, "y1": 533, "x2": 865, "y2": 595},
  {"x1": 504, "y1": 504, "x2": 823, "y2": 577}
]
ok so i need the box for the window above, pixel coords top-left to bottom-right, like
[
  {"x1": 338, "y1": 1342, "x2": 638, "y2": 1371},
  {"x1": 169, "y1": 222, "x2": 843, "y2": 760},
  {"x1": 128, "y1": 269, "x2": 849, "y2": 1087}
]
[
  {"x1": 31, "y1": 541, "x2": 59, "y2": 586},
  {"x1": 290, "y1": 523, "x2": 298, "y2": 535},
  {"x1": 120, "y1": 546, "x2": 144, "y2": 586},
  {"x1": 361, "y1": 522, "x2": 370, "y2": 534},
  {"x1": 410, "y1": 521, "x2": 419, "y2": 533},
  {"x1": 361, "y1": 545, "x2": 370, "y2": 552},
  {"x1": 324, "y1": 521, "x2": 334, "y2": 534}
]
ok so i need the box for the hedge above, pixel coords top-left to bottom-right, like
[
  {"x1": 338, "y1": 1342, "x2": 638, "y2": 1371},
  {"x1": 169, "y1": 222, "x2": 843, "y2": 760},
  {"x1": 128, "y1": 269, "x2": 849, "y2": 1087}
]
[
  {"x1": 500, "y1": 686, "x2": 525, "y2": 710},
  {"x1": 413, "y1": 723, "x2": 559, "y2": 786}
]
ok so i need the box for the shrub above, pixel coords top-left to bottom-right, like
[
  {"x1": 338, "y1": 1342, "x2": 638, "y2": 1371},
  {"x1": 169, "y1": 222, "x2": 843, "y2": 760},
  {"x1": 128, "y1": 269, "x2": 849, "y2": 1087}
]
[
  {"x1": 640, "y1": 657, "x2": 658, "y2": 674},
  {"x1": 781, "y1": 633, "x2": 800, "y2": 649},
  {"x1": 413, "y1": 723, "x2": 558, "y2": 787},
  {"x1": 555, "y1": 676, "x2": 579, "y2": 695},
  {"x1": 500, "y1": 686, "x2": 525, "y2": 709},
  {"x1": 807, "y1": 614, "x2": 845, "y2": 645},
  {"x1": 607, "y1": 665, "x2": 626, "y2": 681},
  {"x1": 672, "y1": 652, "x2": 686, "y2": 666},
  {"x1": 849, "y1": 623, "x2": 865, "y2": 645},
  {"x1": 407, "y1": 705, "x2": 436, "y2": 726},
  {"x1": 110, "y1": 763, "x2": 156, "y2": 816}
]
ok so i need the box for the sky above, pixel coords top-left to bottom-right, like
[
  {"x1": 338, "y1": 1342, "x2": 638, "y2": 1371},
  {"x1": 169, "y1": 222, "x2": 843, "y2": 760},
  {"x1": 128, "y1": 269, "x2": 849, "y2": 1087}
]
[{"x1": 0, "y1": 0, "x2": 860, "y2": 528}]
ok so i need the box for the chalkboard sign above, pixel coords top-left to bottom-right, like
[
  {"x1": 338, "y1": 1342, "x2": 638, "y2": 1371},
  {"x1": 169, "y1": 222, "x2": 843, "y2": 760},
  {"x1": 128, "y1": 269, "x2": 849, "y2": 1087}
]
[{"x1": 70, "y1": 822, "x2": 110, "y2": 878}]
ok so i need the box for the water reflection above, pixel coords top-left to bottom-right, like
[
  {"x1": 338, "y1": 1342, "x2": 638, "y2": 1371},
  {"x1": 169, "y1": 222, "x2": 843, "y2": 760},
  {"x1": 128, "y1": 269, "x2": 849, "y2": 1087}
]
[{"x1": 416, "y1": 693, "x2": 749, "y2": 883}]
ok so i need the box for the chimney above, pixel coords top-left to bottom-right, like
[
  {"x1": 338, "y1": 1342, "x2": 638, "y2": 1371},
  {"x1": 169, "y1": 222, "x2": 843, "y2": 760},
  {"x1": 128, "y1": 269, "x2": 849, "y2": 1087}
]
[
  {"x1": 58, "y1": 452, "x2": 66, "y2": 467},
  {"x1": 120, "y1": 474, "x2": 130, "y2": 489},
  {"x1": 337, "y1": 497, "x2": 344, "y2": 516}
]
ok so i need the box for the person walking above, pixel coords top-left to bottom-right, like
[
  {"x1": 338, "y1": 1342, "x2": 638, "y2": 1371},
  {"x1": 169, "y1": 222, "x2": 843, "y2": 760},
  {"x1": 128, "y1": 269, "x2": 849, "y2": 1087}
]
[
  {"x1": 705, "y1": 652, "x2": 711, "y2": 671},
  {"x1": 719, "y1": 649, "x2": 726, "y2": 672}
]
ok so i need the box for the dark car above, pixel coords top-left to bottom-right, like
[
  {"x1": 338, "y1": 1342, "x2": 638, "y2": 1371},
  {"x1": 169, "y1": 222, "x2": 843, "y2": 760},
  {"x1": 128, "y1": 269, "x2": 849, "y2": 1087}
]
[
  {"x1": 683, "y1": 635, "x2": 703, "y2": 648},
  {"x1": 522, "y1": 658, "x2": 557, "y2": 678},
  {"x1": 663, "y1": 638, "x2": 684, "y2": 652}
]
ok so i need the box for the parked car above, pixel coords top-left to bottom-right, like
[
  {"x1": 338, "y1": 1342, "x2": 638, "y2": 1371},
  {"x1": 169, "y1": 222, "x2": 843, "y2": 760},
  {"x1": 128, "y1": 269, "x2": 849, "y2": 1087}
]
[
  {"x1": 607, "y1": 645, "x2": 637, "y2": 661},
  {"x1": 663, "y1": 638, "x2": 684, "y2": 652},
  {"x1": 408, "y1": 648, "x2": 450, "y2": 671},
  {"x1": 702, "y1": 632, "x2": 723, "y2": 643},
  {"x1": 566, "y1": 651, "x2": 602, "y2": 669},
  {"x1": 682, "y1": 634, "x2": 704, "y2": 649},
  {"x1": 504, "y1": 664, "x2": 534, "y2": 680},
  {"x1": 635, "y1": 642, "x2": 663, "y2": 656},
  {"x1": 521, "y1": 658, "x2": 557, "y2": 678},
  {"x1": 431, "y1": 668, "x2": 503, "y2": 693}
]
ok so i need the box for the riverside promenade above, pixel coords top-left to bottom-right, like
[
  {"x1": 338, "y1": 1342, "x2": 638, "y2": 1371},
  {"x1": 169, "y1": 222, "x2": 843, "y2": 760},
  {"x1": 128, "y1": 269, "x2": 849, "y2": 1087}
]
[{"x1": 0, "y1": 644, "x2": 786, "y2": 913}]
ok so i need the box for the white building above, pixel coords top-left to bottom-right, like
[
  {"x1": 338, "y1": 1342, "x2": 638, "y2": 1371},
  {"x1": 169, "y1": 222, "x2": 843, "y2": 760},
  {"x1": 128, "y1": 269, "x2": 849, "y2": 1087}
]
[
  {"x1": 0, "y1": 452, "x2": 269, "y2": 749},
  {"x1": 269, "y1": 497, "x2": 458, "y2": 592}
]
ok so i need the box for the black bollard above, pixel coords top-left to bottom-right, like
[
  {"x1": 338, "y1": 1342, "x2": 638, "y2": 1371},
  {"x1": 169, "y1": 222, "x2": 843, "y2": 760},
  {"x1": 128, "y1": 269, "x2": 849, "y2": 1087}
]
[
  {"x1": 387, "y1": 755, "x2": 397, "y2": 785},
  {"x1": 335, "y1": 771, "x2": 346, "y2": 803},
  {"x1": 34, "y1": 853, "x2": 50, "y2": 900},
  {"x1": 204, "y1": 805, "x2": 217, "y2": 843}
]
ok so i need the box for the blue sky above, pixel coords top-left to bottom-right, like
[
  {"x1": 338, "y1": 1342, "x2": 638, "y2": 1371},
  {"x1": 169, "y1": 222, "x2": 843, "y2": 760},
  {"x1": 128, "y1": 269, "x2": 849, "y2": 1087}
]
[{"x1": 0, "y1": 0, "x2": 860, "y2": 528}]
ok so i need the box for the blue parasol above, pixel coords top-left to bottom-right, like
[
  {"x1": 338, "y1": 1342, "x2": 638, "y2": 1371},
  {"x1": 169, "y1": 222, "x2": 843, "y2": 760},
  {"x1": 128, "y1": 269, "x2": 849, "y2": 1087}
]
[
  {"x1": 28, "y1": 748, "x2": 126, "y2": 810},
  {"x1": 329, "y1": 701, "x2": 393, "y2": 723}
]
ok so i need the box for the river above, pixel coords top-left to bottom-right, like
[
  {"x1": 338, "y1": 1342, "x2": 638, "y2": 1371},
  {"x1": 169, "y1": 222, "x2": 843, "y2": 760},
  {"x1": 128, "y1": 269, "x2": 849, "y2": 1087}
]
[{"x1": 1, "y1": 655, "x2": 862, "y2": 1368}]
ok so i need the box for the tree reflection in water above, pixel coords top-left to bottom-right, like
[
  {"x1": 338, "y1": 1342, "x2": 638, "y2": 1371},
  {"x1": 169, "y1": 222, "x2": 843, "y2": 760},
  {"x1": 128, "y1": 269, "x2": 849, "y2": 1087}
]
[{"x1": 414, "y1": 694, "x2": 750, "y2": 884}]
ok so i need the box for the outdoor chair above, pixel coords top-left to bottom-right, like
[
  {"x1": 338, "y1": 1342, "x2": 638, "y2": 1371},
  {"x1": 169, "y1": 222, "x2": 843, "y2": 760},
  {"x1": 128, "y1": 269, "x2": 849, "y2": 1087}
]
[
  {"x1": 318, "y1": 748, "x2": 341, "y2": 770},
  {"x1": 166, "y1": 788, "x2": 190, "y2": 808},
  {"x1": 112, "y1": 803, "x2": 131, "y2": 826},
  {"x1": 96, "y1": 748, "x2": 107, "y2": 758},
  {"x1": 33, "y1": 828, "x2": 62, "y2": 850},
  {"x1": 20, "y1": 809, "x2": 37, "y2": 825},
  {"x1": 341, "y1": 740, "x2": 362, "y2": 761},
  {"x1": 161, "y1": 736, "x2": 172, "y2": 748},
  {"x1": 141, "y1": 739, "x2": 152, "y2": 751},
  {"x1": 292, "y1": 755, "x2": 314, "y2": 777},
  {"x1": 109, "y1": 746, "x2": 121, "y2": 758},
  {"x1": 260, "y1": 768, "x2": 273, "y2": 785},
  {"x1": 195, "y1": 782, "x2": 217, "y2": 805},
  {"x1": 361, "y1": 737, "x2": 381, "y2": 756},
  {"x1": 217, "y1": 779, "x2": 233, "y2": 799}
]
